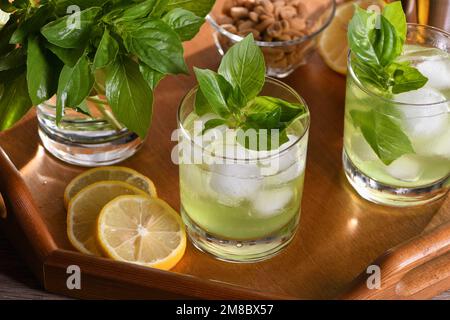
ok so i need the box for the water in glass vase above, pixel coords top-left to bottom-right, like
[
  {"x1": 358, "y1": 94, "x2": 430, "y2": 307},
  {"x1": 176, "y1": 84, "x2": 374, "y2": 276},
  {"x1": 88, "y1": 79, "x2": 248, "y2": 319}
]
[{"x1": 37, "y1": 95, "x2": 143, "y2": 167}]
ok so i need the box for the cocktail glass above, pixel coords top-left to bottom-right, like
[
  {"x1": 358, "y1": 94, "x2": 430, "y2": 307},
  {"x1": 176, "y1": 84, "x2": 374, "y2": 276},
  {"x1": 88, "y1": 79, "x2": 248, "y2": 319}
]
[
  {"x1": 177, "y1": 78, "x2": 310, "y2": 262},
  {"x1": 343, "y1": 24, "x2": 450, "y2": 206}
]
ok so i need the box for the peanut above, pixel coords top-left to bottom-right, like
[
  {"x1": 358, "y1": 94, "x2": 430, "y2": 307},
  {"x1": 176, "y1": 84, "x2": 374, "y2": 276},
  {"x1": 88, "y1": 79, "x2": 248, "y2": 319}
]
[
  {"x1": 230, "y1": 7, "x2": 249, "y2": 19},
  {"x1": 218, "y1": 0, "x2": 323, "y2": 74}
]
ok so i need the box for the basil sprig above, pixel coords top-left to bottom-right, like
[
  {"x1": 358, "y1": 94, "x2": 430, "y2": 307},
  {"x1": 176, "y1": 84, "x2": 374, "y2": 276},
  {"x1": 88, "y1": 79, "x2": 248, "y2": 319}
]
[
  {"x1": 347, "y1": 2, "x2": 428, "y2": 165},
  {"x1": 348, "y1": 2, "x2": 428, "y2": 94},
  {"x1": 0, "y1": 0, "x2": 215, "y2": 138},
  {"x1": 194, "y1": 34, "x2": 308, "y2": 151}
]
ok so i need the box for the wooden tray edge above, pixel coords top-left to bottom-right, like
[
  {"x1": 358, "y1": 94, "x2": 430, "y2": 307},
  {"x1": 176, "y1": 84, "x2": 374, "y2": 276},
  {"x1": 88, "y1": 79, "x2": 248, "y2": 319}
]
[{"x1": 341, "y1": 221, "x2": 450, "y2": 300}]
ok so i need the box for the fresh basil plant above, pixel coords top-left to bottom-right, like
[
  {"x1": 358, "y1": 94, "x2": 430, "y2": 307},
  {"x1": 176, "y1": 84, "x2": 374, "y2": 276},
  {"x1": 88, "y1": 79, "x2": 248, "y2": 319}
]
[
  {"x1": 0, "y1": 0, "x2": 215, "y2": 138},
  {"x1": 194, "y1": 34, "x2": 308, "y2": 151},
  {"x1": 347, "y1": 2, "x2": 428, "y2": 165}
]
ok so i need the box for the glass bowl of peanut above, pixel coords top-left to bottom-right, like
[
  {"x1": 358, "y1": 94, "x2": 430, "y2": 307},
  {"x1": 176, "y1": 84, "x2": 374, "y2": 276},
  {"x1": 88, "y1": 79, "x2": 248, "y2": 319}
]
[{"x1": 208, "y1": 0, "x2": 336, "y2": 78}]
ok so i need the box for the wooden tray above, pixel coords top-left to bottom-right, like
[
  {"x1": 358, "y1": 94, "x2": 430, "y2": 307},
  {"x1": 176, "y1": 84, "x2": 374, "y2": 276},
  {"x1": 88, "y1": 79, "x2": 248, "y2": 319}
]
[{"x1": 0, "y1": 24, "x2": 449, "y2": 300}]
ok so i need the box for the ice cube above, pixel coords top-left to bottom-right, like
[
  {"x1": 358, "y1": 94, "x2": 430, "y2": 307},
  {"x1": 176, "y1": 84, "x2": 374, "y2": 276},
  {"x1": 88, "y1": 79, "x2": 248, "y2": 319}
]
[
  {"x1": 395, "y1": 88, "x2": 448, "y2": 140},
  {"x1": 208, "y1": 142, "x2": 262, "y2": 203},
  {"x1": 251, "y1": 187, "x2": 294, "y2": 218},
  {"x1": 259, "y1": 135, "x2": 303, "y2": 176},
  {"x1": 415, "y1": 127, "x2": 450, "y2": 159},
  {"x1": 179, "y1": 164, "x2": 208, "y2": 195},
  {"x1": 417, "y1": 57, "x2": 450, "y2": 91},
  {"x1": 350, "y1": 134, "x2": 378, "y2": 162},
  {"x1": 385, "y1": 155, "x2": 424, "y2": 182}
]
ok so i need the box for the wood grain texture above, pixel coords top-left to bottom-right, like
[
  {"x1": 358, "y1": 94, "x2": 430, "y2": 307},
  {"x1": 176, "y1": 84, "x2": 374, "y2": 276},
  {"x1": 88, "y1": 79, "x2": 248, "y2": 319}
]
[{"x1": 0, "y1": 21, "x2": 449, "y2": 300}]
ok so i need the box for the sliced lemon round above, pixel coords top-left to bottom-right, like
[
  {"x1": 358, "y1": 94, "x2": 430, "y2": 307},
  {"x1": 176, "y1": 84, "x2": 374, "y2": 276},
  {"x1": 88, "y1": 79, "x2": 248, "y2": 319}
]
[
  {"x1": 64, "y1": 166, "x2": 157, "y2": 208},
  {"x1": 97, "y1": 195, "x2": 186, "y2": 270},
  {"x1": 67, "y1": 181, "x2": 148, "y2": 255},
  {"x1": 318, "y1": 0, "x2": 386, "y2": 75}
]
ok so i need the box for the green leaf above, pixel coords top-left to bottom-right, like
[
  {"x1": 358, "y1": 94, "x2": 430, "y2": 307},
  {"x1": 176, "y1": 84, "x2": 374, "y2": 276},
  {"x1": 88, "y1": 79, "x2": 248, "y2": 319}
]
[
  {"x1": 202, "y1": 118, "x2": 227, "y2": 134},
  {"x1": 106, "y1": 56, "x2": 153, "y2": 138},
  {"x1": 115, "y1": 0, "x2": 168, "y2": 22},
  {"x1": 244, "y1": 96, "x2": 307, "y2": 130},
  {"x1": 120, "y1": 18, "x2": 188, "y2": 74},
  {"x1": 53, "y1": 0, "x2": 109, "y2": 15},
  {"x1": 166, "y1": 0, "x2": 215, "y2": 17},
  {"x1": 41, "y1": 7, "x2": 102, "y2": 48},
  {"x1": 389, "y1": 62, "x2": 429, "y2": 94},
  {"x1": 27, "y1": 36, "x2": 58, "y2": 105},
  {"x1": 139, "y1": 63, "x2": 165, "y2": 90},
  {"x1": 350, "y1": 109, "x2": 414, "y2": 165},
  {"x1": 236, "y1": 125, "x2": 289, "y2": 151},
  {"x1": 10, "y1": 4, "x2": 53, "y2": 44},
  {"x1": 372, "y1": 15, "x2": 399, "y2": 67},
  {"x1": 0, "y1": 19, "x2": 16, "y2": 55},
  {"x1": 45, "y1": 42, "x2": 85, "y2": 67},
  {"x1": 383, "y1": 1, "x2": 407, "y2": 43},
  {"x1": 0, "y1": 47, "x2": 25, "y2": 71},
  {"x1": 162, "y1": 8, "x2": 204, "y2": 41},
  {"x1": 0, "y1": 71, "x2": 32, "y2": 130},
  {"x1": 94, "y1": 29, "x2": 119, "y2": 69},
  {"x1": 56, "y1": 53, "x2": 94, "y2": 123},
  {"x1": 348, "y1": 6, "x2": 381, "y2": 65},
  {"x1": 194, "y1": 89, "x2": 211, "y2": 116},
  {"x1": 193, "y1": 67, "x2": 232, "y2": 118},
  {"x1": 218, "y1": 34, "x2": 265, "y2": 103}
]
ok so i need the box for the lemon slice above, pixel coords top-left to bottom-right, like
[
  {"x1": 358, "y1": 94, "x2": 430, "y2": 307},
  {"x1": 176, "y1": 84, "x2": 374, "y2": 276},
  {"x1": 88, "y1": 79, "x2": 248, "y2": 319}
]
[
  {"x1": 97, "y1": 196, "x2": 186, "y2": 270},
  {"x1": 318, "y1": 0, "x2": 386, "y2": 75},
  {"x1": 67, "y1": 181, "x2": 148, "y2": 255},
  {"x1": 64, "y1": 166, "x2": 157, "y2": 208}
]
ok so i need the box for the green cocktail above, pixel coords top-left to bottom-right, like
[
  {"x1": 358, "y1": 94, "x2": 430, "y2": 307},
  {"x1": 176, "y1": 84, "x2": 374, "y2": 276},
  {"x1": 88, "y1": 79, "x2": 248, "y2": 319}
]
[
  {"x1": 344, "y1": 22, "x2": 450, "y2": 206},
  {"x1": 178, "y1": 78, "x2": 310, "y2": 262}
]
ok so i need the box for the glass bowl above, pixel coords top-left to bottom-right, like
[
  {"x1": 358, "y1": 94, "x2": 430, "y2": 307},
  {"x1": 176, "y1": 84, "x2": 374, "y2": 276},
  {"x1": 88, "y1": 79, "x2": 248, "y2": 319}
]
[{"x1": 208, "y1": 0, "x2": 336, "y2": 78}]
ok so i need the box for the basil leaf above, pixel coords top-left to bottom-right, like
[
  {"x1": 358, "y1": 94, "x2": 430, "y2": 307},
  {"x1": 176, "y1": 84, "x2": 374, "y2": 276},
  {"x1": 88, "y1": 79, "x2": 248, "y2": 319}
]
[
  {"x1": 236, "y1": 125, "x2": 289, "y2": 151},
  {"x1": 0, "y1": 19, "x2": 16, "y2": 54},
  {"x1": 244, "y1": 96, "x2": 307, "y2": 132},
  {"x1": 139, "y1": 63, "x2": 165, "y2": 90},
  {"x1": 372, "y1": 15, "x2": 399, "y2": 67},
  {"x1": 45, "y1": 42, "x2": 85, "y2": 67},
  {"x1": 41, "y1": 7, "x2": 102, "y2": 48},
  {"x1": 53, "y1": 0, "x2": 109, "y2": 15},
  {"x1": 194, "y1": 89, "x2": 211, "y2": 116},
  {"x1": 27, "y1": 36, "x2": 58, "y2": 105},
  {"x1": 218, "y1": 34, "x2": 265, "y2": 103},
  {"x1": 202, "y1": 118, "x2": 227, "y2": 134},
  {"x1": 348, "y1": 6, "x2": 380, "y2": 66},
  {"x1": 194, "y1": 67, "x2": 232, "y2": 118},
  {"x1": 246, "y1": 101, "x2": 281, "y2": 129},
  {"x1": 253, "y1": 96, "x2": 307, "y2": 123},
  {"x1": 10, "y1": 4, "x2": 53, "y2": 44},
  {"x1": 116, "y1": 0, "x2": 168, "y2": 22},
  {"x1": 56, "y1": 53, "x2": 94, "y2": 123},
  {"x1": 0, "y1": 71, "x2": 32, "y2": 130},
  {"x1": 120, "y1": 18, "x2": 188, "y2": 74},
  {"x1": 106, "y1": 56, "x2": 153, "y2": 139},
  {"x1": 0, "y1": 47, "x2": 25, "y2": 71},
  {"x1": 162, "y1": 8, "x2": 204, "y2": 41},
  {"x1": 350, "y1": 109, "x2": 414, "y2": 165},
  {"x1": 166, "y1": 0, "x2": 215, "y2": 17},
  {"x1": 390, "y1": 62, "x2": 429, "y2": 94},
  {"x1": 94, "y1": 29, "x2": 119, "y2": 69},
  {"x1": 383, "y1": 1, "x2": 407, "y2": 44}
]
